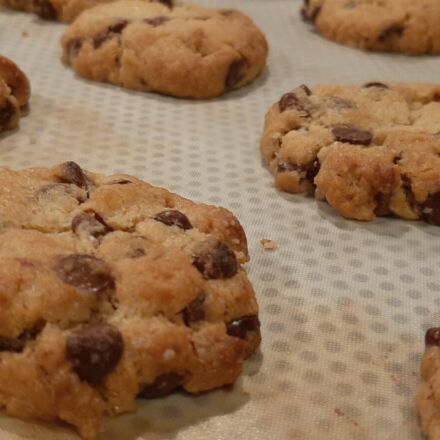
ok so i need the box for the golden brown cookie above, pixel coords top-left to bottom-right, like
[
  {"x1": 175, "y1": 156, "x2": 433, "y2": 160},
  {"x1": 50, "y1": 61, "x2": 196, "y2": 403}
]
[
  {"x1": 0, "y1": 162, "x2": 260, "y2": 439},
  {"x1": 1, "y1": 0, "x2": 171, "y2": 22},
  {"x1": 260, "y1": 82, "x2": 440, "y2": 224},
  {"x1": 61, "y1": 1, "x2": 268, "y2": 99},
  {"x1": 0, "y1": 54, "x2": 30, "y2": 133},
  {"x1": 301, "y1": 0, "x2": 440, "y2": 55}
]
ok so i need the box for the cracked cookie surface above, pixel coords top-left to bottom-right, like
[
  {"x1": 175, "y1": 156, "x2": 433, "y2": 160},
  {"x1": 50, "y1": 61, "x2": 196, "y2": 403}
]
[
  {"x1": 0, "y1": 162, "x2": 260, "y2": 439},
  {"x1": 301, "y1": 0, "x2": 440, "y2": 54},
  {"x1": 417, "y1": 328, "x2": 440, "y2": 440},
  {"x1": 0, "y1": 54, "x2": 30, "y2": 134},
  {"x1": 261, "y1": 82, "x2": 440, "y2": 224},
  {"x1": 61, "y1": 0, "x2": 268, "y2": 99},
  {"x1": 1, "y1": 0, "x2": 171, "y2": 23}
]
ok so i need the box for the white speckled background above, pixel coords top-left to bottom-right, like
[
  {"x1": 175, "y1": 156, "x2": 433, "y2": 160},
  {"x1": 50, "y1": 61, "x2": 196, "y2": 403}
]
[{"x1": 1, "y1": 0, "x2": 440, "y2": 439}]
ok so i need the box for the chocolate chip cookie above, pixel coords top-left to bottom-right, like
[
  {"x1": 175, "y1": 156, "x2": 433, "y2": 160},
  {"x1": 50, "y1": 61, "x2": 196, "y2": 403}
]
[
  {"x1": 61, "y1": 1, "x2": 268, "y2": 99},
  {"x1": 0, "y1": 162, "x2": 260, "y2": 439},
  {"x1": 0, "y1": 54, "x2": 30, "y2": 134},
  {"x1": 417, "y1": 328, "x2": 440, "y2": 440},
  {"x1": 1, "y1": 0, "x2": 171, "y2": 22},
  {"x1": 261, "y1": 82, "x2": 440, "y2": 224},
  {"x1": 301, "y1": 0, "x2": 440, "y2": 54}
]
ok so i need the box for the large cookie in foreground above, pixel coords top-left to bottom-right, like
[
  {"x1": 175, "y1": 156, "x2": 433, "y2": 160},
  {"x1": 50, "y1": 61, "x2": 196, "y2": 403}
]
[
  {"x1": 260, "y1": 82, "x2": 440, "y2": 224},
  {"x1": 1, "y1": 0, "x2": 171, "y2": 23},
  {"x1": 0, "y1": 54, "x2": 30, "y2": 133},
  {"x1": 61, "y1": 1, "x2": 268, "y2": 99},
  {"x1": 0, "y1": 162, "x2": 260, "y2": 439},
  {"x1": 301, "y1": 0, "x2": 440, "y2": 55}
]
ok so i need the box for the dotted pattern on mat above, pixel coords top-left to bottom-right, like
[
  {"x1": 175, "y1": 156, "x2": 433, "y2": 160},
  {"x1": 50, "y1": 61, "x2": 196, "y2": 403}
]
[{"x1": 1, "y1": 1, "x2": 440, "y2": 439}]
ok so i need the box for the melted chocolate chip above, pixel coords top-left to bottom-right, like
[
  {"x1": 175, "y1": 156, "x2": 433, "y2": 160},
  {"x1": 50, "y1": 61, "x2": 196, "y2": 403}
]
[
  {"x1": 332, "y1": 125, "x2": 373, "y2": 146},
  {"x1": 93, "y1": 20, "x2": 128, "y2": 49},
  {"x1": 109, "y1": 20, "x2": 128, "y2": 33},
  {"x1": 153, "y1": 210, "x2": 192, "y2": 230},
  {"x1": 422, "y1": 192, "x2": 440, "y2": 226},
  {"x1": 55, "y1": 254, "x2": 115, "y2": 296},
  {"x1": 278, "y1": 160, "x2": 320, "y2": 184},
  {"x1": 226, "y1": 58, "x2": 247, "y2": 89},
  {"x1": 158, "y1": 0, "x2": 173, "y2": 6},
  {"x1": 145, "y1": 16, "x2": 169, "y2": 27},
  {"x1": 426, "y1": 327, "x2": 440, "y2": 346},
  {"x1": 363, "y1": 82, "x2": 389, "y2": 89},
  {"x1": 72, "y1": 210, "x2": 113, "y2": 240},
  {"x1": 139, "y1": 373, "x2": 184, "y2": 398},
  {"x1": 226, "y1": 315, "x2": 260, "y2": 339},
  {"x1": 192, "y1": 239, "x2": 238, "y2": 280},
  {"x1": 58, "y1": 162, "x2": 88, "y2": 191},
  {"x1": 183, "y1": 294, "x2": 205, "y2": 325},
  {"x1": 66, "y1": 323, "x2": 123, "y2": 384},
  {"x1": 374, "y1": 193, "x2": 392, "y2": 217},
  {"x1": 279, "y1": 88, "x2": 311, "y2": 115},
  {"x1": 378, "y1": 25, "x2": 404, "y2": 43},
  {"x1": 34, "y1": 0, "x2": 57, "y2": 20},
  {"x1": 108, "y1": 179, "x2": 133, "y2": 185},
  {"x1": 300, "y1": 84, "x2": 312, "y2": 96},
  {"x1": 0, "y1": 101, "x2": 16, "y2": 127}
]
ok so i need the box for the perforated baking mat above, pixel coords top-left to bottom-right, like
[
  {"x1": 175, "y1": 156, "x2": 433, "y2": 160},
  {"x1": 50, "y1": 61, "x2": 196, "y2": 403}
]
[{"x1": 1, "y1": 0, "x2": 440, "y2": 438}]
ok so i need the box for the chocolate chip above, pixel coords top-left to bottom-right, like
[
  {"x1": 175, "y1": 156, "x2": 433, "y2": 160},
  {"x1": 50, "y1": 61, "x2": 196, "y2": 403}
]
[
  {"x1": 139, "y1": 373, "x2": 184, "y2": 398},
  {"x1": 225, "y1": 58, "x2": 247, "y2": 89},
  {"x1": 279, "y1": 89, "x2": 310, "y2": 115},
  {"x1": 226, "y1": 315, "x2": 261, "y2": 339},
  {"x1": 426, "y1": 328, "x2": 440, "y2": 346},
  {"x1": 378, "y1": 25, "x2": 404, "y2": 43},
  {"x1": 108, "y1": 179, "x2": 133, "y2": 185},
  {"x1": 0, "y1": 321, "x2": 45, "y2": 353},
  {"x1": 34, "y1": 0, "x2": 57, "y2": 20},
  {"x1": 93, "y1": 20, "x2": 128, "y2": 49},
  {"x1": 363, "y1": 82, "x2": 389, "y2": 89},
  {"x1": 66, "y1": 323, "x2": 123, "y2": 384},
  {"x1": 374, "y1": 193, "x2": 392, "y2": 216},
  {"x1": 332, "y1": 125, "x2": 373, "y2": 146},
  {"x1": 72, "y1": 210, "x2": 113, "y2": 240},
  {"x1": 183, "y1": 294, "x2": 205, "y2": 325},
  {"x1": 55, "y1": 254, "x2": 115, "y2": 297},
  {"x1": 422, "y1": 192, "x2": 440, "y2": 226},
  {"x1": 153, "y1": 210, "x2": 192, "y2": 230},
  {"x1": 144, "y1": 16, "x2": 169, "y2": 27},
  {"x1": 0, "y1": 101, "x2": 16, "y2": 127},
  {"x1": 58, "y1": 162, "x2": 88, "y2": 191},
  {"x1": 158, "y1": 0, "x2": 173, "y2": 6},
  {"x1": 193, "y1": 239, "x2": 238, "y2": 280},
  {"x1": 306, "y1": 160, "x2": 320, "y2": 182},
  {"x1": 108, "y1": 20, "x2": 128, "y2": 33},
  {"x1": 300, "y1": 84, "x2": 312, "y2": 96},
  {"x1": 278, "y1": 160, "x2": 320, "y2": 184}
]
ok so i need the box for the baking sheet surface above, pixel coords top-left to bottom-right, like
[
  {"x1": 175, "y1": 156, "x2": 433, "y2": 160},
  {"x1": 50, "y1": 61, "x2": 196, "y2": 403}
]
[{"x1": 1, "y1": 1, "x2": 440, "y2": 438}]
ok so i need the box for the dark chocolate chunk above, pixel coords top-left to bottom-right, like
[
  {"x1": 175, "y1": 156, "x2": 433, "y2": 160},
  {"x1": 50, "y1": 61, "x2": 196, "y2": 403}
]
[
  {"x1": 226, "y1": 315, "x2": 260, "y2": 339},
  {"x1": 34, "y1": 0, "x2": 57, "y2": 20},
  {"x1": 55, "y1": 254, "x2": 115, "y2": 296},
  {"x1": 93, "y1": 20, "x2": 128, "y2": 49},
  {"x1": 422, "y1": 192, "x2": 440, "y2": 226},
  {"x1": 139, "y1": 373, "x2": 184, "y2": 398},
  {"x1": 183, "y1": 294, "x2": 205, "y2": 325},
  {"x1": 153, "y1": 210, "x2": 192, "y2": 230},
  {"x1": 374, "y1": 193, "x2": 392, "y2": 217},
  {"x1": 192, "y1": 239, "x2": 238, "y2": 279},
  {"x1": 279, "y1": 88, "x2": 311, "y2": 115},
  {"x1": 378, "y1": 25, "x2": 404, "y2": 43},
  {"x1": 426, "y1": 327, "x2": 440, "y2": 346},
  {"x1": 332, "y1": 125, "x2": 373, "y2": 146},
  {"x1": 66, "y1": 323, "x2": 123, "y2": 384},
  {"x1": 57, "y1": 161, "x2": 88, "y2": 191},
  {"x1": 0, "y1": 321, "x2": 45, "y2": 353},
  {"x1": 226, "y1": 58, "x2": 247, "y2": 89},
  {"x1": 72, "y1": 210, "x2": 113, "y2": 240},
  {"x1": 363, "y1": 82, "x2": 389, "y2": 89},
  {"x1": 0, "y1": 100, "x2": 16, "y2": 127},
  {"x1": 145, "y1": 16, "x2": 169, "y2": 27}
]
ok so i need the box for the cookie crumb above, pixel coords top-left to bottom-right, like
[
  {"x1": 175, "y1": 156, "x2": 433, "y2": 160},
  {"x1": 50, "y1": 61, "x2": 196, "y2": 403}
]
[{"x1": 260, "y1": 239, "x2": 277, "y2": 251}]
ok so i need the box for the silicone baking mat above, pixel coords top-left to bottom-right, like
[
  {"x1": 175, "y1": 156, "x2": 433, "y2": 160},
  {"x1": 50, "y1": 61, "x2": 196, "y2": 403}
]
[{"x1": 1, "y1": 0, "x2": 440, "y2": 438}]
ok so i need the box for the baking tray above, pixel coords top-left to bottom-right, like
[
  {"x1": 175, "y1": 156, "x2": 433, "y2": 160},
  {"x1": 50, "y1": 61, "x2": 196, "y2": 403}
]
[{"x1": 1, "y1": 0, "x2": 440, "y2": 438}]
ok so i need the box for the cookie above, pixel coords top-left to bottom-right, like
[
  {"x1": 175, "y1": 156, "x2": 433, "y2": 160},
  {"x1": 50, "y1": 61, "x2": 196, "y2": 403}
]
[
  {"x1": 0, "y1": 162, "x2": 260, "y2": 439},
  {"x1": 301, "y1": 0, "x2": 440, "y2": 54},
  {"x1": 0, "y1": 54, "x2": 30, "y2": 133},
  {"x1": 260, "y1": 82, "x2": 440, "y2": 225},
  {"x1": 61, "y1": 1, "x2": 268, "y2": 99},
  {"x1": 1, "y1": 0, "x2": 171, "y2": 22},
  {"x1": 416, "y1": 328, "x2": 440, "y2": 440}
]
